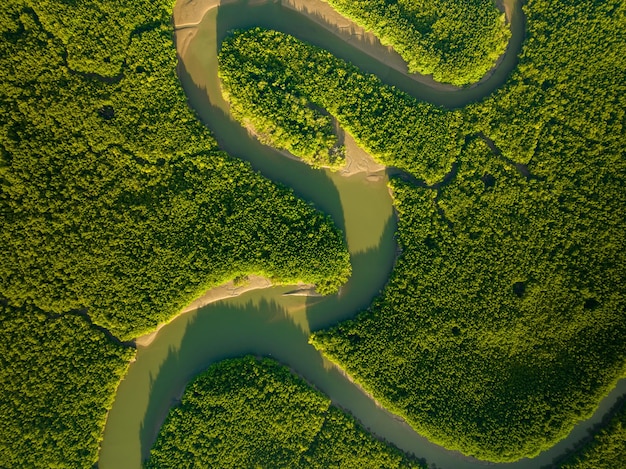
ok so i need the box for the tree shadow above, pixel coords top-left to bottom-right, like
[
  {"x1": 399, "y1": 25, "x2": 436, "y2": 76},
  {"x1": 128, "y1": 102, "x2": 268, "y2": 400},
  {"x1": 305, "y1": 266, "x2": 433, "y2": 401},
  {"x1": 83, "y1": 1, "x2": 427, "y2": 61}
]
[
  {"x1": 306, "y1": 213, "x2": 397, "y2": 330},
  {"x1": 136, "y1": 288, "x2": 442, "y2": 466}
]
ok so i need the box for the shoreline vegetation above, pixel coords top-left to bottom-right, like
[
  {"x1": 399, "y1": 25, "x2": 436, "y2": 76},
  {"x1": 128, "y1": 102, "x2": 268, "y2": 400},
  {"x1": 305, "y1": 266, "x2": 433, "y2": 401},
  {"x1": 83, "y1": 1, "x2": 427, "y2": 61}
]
[
  {"x1": 219, "y1": 28, "x2": 465, "y2": 185},
  {"x1": 320, "y1": 0, "x2": 511, "y2": 86},
  {"x1": 1, "y1": 0, "x2": 351, "y2": 465},
  {"x1": 0, "y1": 303, "x2": 134, "y2": 467},
  {"x1": 146, "y1": 357, "x2": 427, "y2": 468},
  {"x1": 0, "y1": 3, "x2": 351, "y2": 342},
  {"x1": 241, "y1": 119, "x2": 386, "y2": 177},
  {"x1": 218, "y1": 28, "x2": 462, "y2": 185},
  {"x1": 558, "y1": 398, "x2": 626, "y2": 468},
  {"x1": 135, "y1": 275, "x2": 322, "y2": 347}
]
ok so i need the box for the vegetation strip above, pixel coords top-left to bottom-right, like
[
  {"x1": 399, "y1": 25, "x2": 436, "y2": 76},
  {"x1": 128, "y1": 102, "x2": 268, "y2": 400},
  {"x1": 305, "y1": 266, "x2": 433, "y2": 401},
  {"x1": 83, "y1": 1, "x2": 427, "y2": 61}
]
[{"x1": 219, "y1": 28, "x2": 464, "y2": 184}]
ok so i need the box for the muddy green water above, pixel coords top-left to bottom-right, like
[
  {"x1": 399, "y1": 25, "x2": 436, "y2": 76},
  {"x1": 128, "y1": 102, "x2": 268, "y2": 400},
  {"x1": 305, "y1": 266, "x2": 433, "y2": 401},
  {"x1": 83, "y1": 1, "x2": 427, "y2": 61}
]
[{"x1": 98, "y1": 1, "x2": 626, "y2": 467}]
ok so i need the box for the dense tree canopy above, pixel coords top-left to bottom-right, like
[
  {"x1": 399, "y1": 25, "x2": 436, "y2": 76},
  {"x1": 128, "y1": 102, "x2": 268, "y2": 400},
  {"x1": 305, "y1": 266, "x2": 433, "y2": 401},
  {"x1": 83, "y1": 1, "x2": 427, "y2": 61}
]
[
  {"x1": 311, "y1": 0, "x2": 626, "y2": 461},
  {"x1": 2, "y1": 0, "x2": 624, "y2": 465},
  {"x1": 147, "y1": 357, "x2": 425, "y2": 468},
  {"x1": 28, "y1": 0, "x2": 173, "y2": 77},
  {"x1": 0, "y1": 303, "x2": 134, "y2": 467},
  {"x1": 1, "y1": 5, "x2": 350, "y2": 341},
  {"x1": 313, "y1": 138, "x2": 626, "y2": 461}
]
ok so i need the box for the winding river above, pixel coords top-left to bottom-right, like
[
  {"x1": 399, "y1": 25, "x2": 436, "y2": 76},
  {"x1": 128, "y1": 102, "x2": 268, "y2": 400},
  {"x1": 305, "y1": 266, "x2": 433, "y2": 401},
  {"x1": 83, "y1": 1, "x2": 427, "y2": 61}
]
[{"x1": 98, "y1": 1, "x2": 626, "y2": 467}]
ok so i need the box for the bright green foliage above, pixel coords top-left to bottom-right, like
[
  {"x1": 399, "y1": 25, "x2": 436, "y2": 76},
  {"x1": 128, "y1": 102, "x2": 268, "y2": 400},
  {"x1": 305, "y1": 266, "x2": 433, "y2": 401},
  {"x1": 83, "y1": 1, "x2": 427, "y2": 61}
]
[
  {"x1": 0, "y1": 303, "x2": 134, "y2": 468},
  {"x1": 560, "y1": 402, "x2": 626, "y2": 468},
  {"x1": 31, "y1": 0, "x2": 173, "y2": 77},
  {"x1": 221, "y1": 62, "x2": 343, "y2": 169},
  {"x1": 147, "y1": 357, "x2": 424, "y2": 468},
  {"x1": 311, "y1": 1, "x2": 626, "y2": 458},
  {"x1": 1, "y1": 8, "x2": 351, "y2": 340},
  {"x1": 325, "y1": 0, "x2": 510, "y2": 85},
  {"x1": 219, "y1": 28, "x2": 463, "y2": 184}
]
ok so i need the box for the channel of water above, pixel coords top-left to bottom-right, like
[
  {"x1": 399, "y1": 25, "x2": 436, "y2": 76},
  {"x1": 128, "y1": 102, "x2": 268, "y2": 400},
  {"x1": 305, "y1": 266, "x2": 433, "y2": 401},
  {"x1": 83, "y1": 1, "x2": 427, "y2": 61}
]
[{"x1": 98, "y1": 1, "x2": 626, "y2": 467}]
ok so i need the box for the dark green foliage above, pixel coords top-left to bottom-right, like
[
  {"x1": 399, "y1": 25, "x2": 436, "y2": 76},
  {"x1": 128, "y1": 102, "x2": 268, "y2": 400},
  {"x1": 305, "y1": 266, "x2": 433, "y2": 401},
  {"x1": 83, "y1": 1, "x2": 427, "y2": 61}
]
[
  {"x1": 1, "y1": 7, "x2": 351, "y2": 340},
  {"x1": 0, "y1": 303, "x2": 134, "y2": 468},
  {"x1": 559, "y1": 402, "x2": 626, "y2": 468},
  {"x1": 311, "y1": 0, "x2": 626, "y2": 460},
  {"x1": 147, "y1": 357, "x2": 424, "y2": 468},
  {"x1": 325, "y1": 0, "x2": 511, "y2": 85},
  {"x1": 313, "y1": 139, "x2": 626, "y2": 461},
  {"x1": 465, "y1": 0, "x2": 626, "y2": 164},
  {"x1": 219, "y1": 28, "x2": 463, "y2": 184}
]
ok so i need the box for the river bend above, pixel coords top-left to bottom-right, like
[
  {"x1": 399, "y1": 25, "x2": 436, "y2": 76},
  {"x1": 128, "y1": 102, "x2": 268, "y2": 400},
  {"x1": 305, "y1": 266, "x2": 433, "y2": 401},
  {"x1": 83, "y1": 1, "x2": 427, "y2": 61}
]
[{"x1": 98, "y1": 1, "x2": 626, "y2": 467}]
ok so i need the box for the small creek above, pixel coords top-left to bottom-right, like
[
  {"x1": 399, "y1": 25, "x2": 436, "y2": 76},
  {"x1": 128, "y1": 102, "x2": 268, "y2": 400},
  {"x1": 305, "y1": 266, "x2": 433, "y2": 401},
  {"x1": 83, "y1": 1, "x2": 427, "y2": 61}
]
[{"x1": 98, "y1": 1, "x2": 626, "y2": 467}]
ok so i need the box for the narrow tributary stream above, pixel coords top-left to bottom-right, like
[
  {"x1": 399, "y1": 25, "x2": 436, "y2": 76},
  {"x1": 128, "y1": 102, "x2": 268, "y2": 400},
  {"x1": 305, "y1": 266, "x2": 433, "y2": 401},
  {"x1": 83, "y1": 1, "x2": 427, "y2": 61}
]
[{"x1": 98, "y1": 1, "x2": 626, "y2": 467}]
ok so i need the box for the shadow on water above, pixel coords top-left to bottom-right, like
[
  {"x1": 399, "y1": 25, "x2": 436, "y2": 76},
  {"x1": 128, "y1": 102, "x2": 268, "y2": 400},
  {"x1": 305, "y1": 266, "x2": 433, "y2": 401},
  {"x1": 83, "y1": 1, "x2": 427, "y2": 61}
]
[
  {"x1": 306, "y1": 213, "x2": 397, "y2": 331},
  {"x1": 136, "y1": 214, "x2": 398, "y2": 462},
  {"x1": 135, "y1": 296, "x2": 428, "y2": 466},
  {"x1": 176, "y1": 59, "x2": 347, "y2": 234},
  {"x1": 136, "y1": 297, "x2": 309, "y2": 461},
  {"x1": 99, "y1": 2, "x2": 626, "y2": 468},
  {"x1": 210, "y1": 0, "x2": 527, "y2": 109}
]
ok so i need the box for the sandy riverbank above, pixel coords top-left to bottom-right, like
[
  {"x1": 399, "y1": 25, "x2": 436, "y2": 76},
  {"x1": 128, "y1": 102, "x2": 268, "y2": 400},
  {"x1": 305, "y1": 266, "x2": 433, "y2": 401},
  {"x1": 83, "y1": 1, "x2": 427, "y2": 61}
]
[
  {"x1": 242, "y1": 118, "x2": 385, "y2": 178},
  {"x1": 339, "y1": 128, "x2": 386, "y2": 179},
  {"x1": 135, "y1": 276, "x2": 318, "y2": 347},
  {"x1": 172, "y1": 0, "x2": 458, "y2": 91},
  {"x1": 282, "y1": 0, "x2": 458, "y2": 91}
]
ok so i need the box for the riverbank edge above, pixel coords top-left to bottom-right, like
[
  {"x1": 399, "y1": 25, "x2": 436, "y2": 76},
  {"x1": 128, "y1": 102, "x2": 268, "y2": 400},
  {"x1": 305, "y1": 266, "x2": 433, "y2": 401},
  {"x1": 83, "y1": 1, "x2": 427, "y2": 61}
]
[
  {"x1": 236, "y1": 117, "x2": 386, "y2": 178},
  {"x1": 134, "y1": 275, "x2": 318, "y2": 347},
  {"x1": 172, "y1": 0, "x2": 514, "y2": 92},
  {"x1": 311, "y1": 333, "x2": 626, "y2": 464},
  {"x1": 96, "y1": 350, "x2": 137, "y2": 461}
]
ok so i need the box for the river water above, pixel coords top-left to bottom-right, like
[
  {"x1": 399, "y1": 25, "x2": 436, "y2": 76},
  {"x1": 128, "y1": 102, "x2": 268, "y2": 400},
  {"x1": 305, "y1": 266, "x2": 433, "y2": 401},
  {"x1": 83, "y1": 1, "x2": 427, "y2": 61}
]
[{"x1": 98, "y1": 1, "x2": 626, "y2": 467}]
